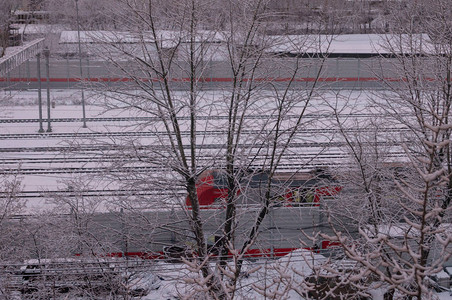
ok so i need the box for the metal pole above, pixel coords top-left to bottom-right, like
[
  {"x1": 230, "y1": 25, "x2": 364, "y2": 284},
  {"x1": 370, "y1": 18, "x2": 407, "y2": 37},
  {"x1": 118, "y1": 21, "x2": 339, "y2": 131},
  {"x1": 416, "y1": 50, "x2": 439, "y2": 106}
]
[
  {"x1": 18, "y1": 61, "x2": 21, "y2": 82},
  {"x1": 357, "y1": 57, "x2": 361, "y2": 90},
  {"x1": 75, "y1": 0, "x2": 87, "y2": 128},
  {"x1": 170, "y1": 207, "x2": 176, "y2": 243},
  {"x1": 270, "y1": 206, "x2": 274, "y2": 258},
  {"x1": 27, "y1": 59, "x2": 30, "y2": 83},
  {"x1": 120, "y1": 208, "x2": 128, "y2": 259},
  {"x1": 37, "y1": 53, "x2": 44, "y2": 133},
  {"x1": 86, "y1": 56, "x2": 90, "y2": 80},
  {"x1": 66, "y1": 55, "x2": 70, "y2": 89},
  {"x1": 336, "y1": 58, "x2": 339, "y2": 81},
  {"x1": 44, "y1": 48, "x2": 52, "y2": 132},
  {"x1": 7, "y1": 71, "x2": 10, "y2": 96}
]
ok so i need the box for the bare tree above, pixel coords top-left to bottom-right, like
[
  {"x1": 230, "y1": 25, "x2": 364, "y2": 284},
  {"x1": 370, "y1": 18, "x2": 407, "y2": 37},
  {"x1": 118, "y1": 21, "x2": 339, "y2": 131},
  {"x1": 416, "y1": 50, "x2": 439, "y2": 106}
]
[
  {"x1": 54, "y1": 0, "x2": 336, "y2": 298},
  {"x1": 318, "y1": 1, "x2": 452, "y2": 298},
  {"x1": 43, "y1": 0, "x2": 115, "y2": 30},
  {"x1": 0, "y1": 173, "x2": 26, "y2": 259},
  {"x1": 0, "y1": 173, "x2": 29, "y2": 297},
  {"x1": 0, "y1": 0, "x2": 19, "y2": 57}
]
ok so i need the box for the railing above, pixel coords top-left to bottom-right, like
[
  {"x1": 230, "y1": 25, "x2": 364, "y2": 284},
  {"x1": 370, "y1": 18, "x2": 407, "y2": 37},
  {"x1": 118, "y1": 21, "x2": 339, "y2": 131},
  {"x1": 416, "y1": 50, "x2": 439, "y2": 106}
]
[{"x1": 0, "y1": 38, "x2": 45, "y2": 76}]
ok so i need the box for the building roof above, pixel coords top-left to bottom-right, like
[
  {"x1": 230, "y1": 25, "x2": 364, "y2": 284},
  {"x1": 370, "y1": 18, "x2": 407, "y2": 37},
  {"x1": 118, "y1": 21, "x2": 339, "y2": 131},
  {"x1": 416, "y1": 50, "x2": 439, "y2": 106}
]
[
  {"x1": 266, "y1": 34, "x2": 433, "y2": 57},
  {"x1": 59, "y1": 30, "x2": 227, "y2": 46}
]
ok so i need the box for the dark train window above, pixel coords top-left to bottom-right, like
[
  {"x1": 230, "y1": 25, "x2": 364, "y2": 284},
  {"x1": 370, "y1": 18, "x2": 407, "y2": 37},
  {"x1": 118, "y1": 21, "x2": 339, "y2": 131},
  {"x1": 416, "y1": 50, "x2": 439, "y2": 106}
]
[
  {"x1": 212, "y1": 171, "x2": 228, "y2": 188},
  {"x1": 291, "y1": 188, "x2": 315, "y2": 204}
]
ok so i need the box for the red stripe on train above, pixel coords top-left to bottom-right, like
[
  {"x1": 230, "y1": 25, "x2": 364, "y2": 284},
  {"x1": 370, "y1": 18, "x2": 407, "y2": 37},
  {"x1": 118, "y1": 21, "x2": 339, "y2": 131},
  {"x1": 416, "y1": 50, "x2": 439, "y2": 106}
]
[{"x1": 88, "y1": 247, "x2": 303, "y2": 260}]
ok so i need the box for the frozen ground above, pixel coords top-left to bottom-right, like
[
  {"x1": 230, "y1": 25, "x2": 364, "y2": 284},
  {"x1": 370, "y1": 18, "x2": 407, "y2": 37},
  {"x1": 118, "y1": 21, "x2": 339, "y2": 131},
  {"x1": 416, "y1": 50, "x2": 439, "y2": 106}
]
[
  {"x1": 125, "y1": 249, "x2": 452, "y2": 299},
  {"x1": 143, "y1": 249, "x2": 328, "y2": 299}
]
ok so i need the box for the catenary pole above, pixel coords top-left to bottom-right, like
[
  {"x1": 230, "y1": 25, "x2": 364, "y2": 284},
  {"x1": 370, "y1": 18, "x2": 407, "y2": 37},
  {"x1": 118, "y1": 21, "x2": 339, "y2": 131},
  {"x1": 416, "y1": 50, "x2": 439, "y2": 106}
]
[
  {"x1": 75, "y1": 0, "x2": 87, "y2": 128},
  {"x1": 37, "y1": 52, "x2": 44, "y2": 133},
  {"x1": 44, "y1": 48, "x2": 52, "y2": 132}
]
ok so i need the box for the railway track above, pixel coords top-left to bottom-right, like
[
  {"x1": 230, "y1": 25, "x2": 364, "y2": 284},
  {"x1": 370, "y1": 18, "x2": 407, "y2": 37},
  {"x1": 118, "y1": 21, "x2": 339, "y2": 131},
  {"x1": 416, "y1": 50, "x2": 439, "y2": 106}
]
[
  {"x1": 0, "y1": 126, "x2": 409, "y2": 140},
  {"x1": 0, "y1": 152, "x2": 348, "y2": 164},
  {"x1": 0, "y1": 151, "x2": 407, "y2": 175},
  {"x1": 0, "y1": 188, "x2": 186, "y2": 199},
  {"x1": 0, "y1": 140, "x2": 405, "y2": 154},
  {"x1": 0, "y1": 112, "x2": 399, "y2": 124}
]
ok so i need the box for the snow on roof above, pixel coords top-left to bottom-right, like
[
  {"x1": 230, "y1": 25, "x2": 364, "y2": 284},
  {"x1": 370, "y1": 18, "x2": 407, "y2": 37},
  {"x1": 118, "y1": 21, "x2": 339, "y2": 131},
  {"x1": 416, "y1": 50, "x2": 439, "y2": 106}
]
[
  {"x1": 267, "y1": 34, "x2": 433, "y2": 55},
  {"x1": 434, "y1": 270, "x2": 450, "y2": 279},
  {"x1": 59, "y1": 31, "x2": 148, "y2": 44},
  {"x1": 59, "y1": 30, "x2": 227, "y2": 46},
  {"x1": 13, "y1": 10, "x2": 50, "y2": 16},
  {"x1": 14, "y1": 24, "x2": 68, "y2": 35},
  {"x1": 365, "y1": 223, "x2": 452, "y2": 238},
  {"x1": 59, "y1": 31, "x2": 434, "y2": 55}
]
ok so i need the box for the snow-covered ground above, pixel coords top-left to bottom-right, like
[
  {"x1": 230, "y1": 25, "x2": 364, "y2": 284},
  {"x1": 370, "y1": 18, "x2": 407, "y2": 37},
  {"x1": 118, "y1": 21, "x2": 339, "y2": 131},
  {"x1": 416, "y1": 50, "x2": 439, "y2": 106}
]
[
  {"x1": 119, "y1": 249, "x2": 452, "y2": 299},
  {"x1": 143, "y1": 249, "x2": 328, "y2": 299}
]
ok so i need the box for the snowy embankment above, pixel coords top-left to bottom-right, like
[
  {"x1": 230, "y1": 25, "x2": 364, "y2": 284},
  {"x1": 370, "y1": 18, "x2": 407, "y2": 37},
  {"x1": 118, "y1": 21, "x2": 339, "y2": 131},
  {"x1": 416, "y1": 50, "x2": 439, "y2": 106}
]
[
  {"x1": 127, "y1": 249, "x2": 452, "y2": 299},
  {"x1": 142, "y1": 249, "x2": 327, "y2": 299}
]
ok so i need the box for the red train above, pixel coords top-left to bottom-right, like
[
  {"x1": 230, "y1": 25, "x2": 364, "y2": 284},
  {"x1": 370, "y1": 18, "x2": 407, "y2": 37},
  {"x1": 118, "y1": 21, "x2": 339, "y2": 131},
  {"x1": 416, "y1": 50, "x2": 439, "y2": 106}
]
[{"x1": 186, "y1": 169, "x2": 342, "y2": 208}]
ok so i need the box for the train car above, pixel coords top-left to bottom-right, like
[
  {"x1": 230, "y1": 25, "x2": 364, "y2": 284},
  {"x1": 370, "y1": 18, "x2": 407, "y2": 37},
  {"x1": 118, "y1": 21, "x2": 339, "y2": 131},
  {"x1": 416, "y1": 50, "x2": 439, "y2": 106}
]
[{"x1": 5, "y1": 170, "x2": 344, "y2": 263}]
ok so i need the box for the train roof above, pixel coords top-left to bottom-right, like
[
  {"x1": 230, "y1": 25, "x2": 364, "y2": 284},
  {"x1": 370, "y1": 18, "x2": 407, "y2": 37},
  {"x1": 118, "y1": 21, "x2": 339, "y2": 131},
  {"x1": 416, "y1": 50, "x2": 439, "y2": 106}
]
[{"x1": 201, "y1": 169, "x2": 333, "y2": 189}]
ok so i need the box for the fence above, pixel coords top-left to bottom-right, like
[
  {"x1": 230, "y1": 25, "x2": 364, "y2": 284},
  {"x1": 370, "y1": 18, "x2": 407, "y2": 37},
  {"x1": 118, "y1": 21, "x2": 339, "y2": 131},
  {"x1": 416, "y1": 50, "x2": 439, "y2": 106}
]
[{"x1": 0, "y1": 38, "x2": 45, "y2": 77}]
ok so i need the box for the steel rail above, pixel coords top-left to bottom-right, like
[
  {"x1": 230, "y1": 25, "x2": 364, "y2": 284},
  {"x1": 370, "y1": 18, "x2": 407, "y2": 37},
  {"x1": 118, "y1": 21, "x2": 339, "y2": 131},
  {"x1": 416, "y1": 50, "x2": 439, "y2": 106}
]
[
  {"x1": 0, "y1": 140, "x2": 407, "y2": 153},
  {"x1": 0, "y1": 152, "x2": 408, "y2": 176},
  {"x1": 0, "y1": 127, "x2": 410, "y2": 140},
  {"x1": 0, "y1": 112, "x2": 402, "y2": 124}
]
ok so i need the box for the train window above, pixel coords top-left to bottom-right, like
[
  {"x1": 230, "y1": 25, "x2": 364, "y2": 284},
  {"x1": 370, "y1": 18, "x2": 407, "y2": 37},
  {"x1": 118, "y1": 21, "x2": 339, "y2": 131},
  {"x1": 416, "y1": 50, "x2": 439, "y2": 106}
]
[
  {"x1": 271, "y1": 187, "x2": 317, "y2": 206},
  {"x1": 292, "y1": 190, "x2": 301, "y2": 203},
  {"x1": 206, "y1": 235, "x2": 223, "y2": 255},
  {"x1": 304, "y1": 190, "x2": 315, "y2": 203},
  {"x1": 212, "y1": 171, "x2": 228, "y2": 188},
  {"x1": 214, "y1": 197, "x2": 225, "y2": 204},
  {"x1": 161, "y1": 47, "x2": 177, "y2": 59},
  {"x1": 291, "y1": 188, "x2": 315, "y2": 205}
]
